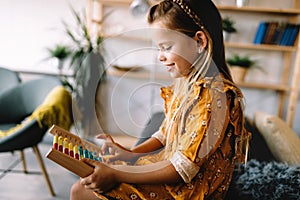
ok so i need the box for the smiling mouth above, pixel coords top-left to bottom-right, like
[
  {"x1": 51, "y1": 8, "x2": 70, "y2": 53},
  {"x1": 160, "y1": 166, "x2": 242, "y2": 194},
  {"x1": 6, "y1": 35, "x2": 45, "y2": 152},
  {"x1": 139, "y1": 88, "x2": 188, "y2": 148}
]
[{"x1": 165, "y1": 63, "x2": 174, "y2": 71}]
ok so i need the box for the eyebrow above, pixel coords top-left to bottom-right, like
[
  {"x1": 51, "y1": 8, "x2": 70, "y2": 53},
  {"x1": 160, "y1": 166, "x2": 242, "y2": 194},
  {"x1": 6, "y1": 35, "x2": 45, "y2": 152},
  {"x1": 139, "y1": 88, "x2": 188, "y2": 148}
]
[{"x1": 158, "y1": 41, "x2": 174, "y2": 47}]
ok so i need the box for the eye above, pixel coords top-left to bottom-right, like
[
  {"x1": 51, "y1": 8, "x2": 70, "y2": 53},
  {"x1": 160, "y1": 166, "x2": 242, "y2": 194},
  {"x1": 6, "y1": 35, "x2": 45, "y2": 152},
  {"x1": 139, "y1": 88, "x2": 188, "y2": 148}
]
[
  {"x1": 157, "y1": 42, "x2": 174, "y2": 52},
  {"x1": 161, "y1": 45, "x2": 172, "y2": 52}
]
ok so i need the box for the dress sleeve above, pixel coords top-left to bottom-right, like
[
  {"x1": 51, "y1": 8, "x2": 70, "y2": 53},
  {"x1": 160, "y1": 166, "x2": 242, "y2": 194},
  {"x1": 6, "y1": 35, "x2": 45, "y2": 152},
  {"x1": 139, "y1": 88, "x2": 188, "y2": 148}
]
[
  {"x1": 169, "y1": 151, "x2": 200, "y2": 183},
  {"x1": 169, "y1": 80, "x2": 232, "y2": 182},
  {"x1": 151, "y1": 86, "x2": 174, "y2": 146},
  {"x1": 151, "y1": 129, "x2": 166, "y2": 146}
]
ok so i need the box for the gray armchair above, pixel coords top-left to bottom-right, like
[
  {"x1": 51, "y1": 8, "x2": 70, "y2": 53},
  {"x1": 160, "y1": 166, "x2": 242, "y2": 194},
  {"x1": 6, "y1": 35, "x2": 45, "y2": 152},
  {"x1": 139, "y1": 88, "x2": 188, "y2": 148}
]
[
  {"x1": 0, "y1": 76, "x2": 69, "y2": 196},
  {"x1": 0, "y1": 67, "x2": 21, "y2": 95}
]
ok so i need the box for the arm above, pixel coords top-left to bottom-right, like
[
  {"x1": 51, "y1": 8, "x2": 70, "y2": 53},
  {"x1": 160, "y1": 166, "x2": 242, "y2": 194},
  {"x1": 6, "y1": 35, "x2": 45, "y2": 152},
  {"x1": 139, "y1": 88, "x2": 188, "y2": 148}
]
[
  {"x1": 131, "y1": 136, "x2": 164, "y2": 153},
  {"x1": 111, "y1": 160, "x2": 181, "y2": 184},
  {"x1": 81, "y1": 159, "x2": 182, "y2": 193},
  {"x1": 98, "y1": 134, "x2": 164, "y2": 162}
]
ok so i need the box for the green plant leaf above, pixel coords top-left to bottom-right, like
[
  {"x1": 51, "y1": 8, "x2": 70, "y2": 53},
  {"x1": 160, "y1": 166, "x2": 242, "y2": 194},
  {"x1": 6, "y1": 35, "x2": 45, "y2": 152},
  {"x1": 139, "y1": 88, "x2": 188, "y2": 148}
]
[
  {"x1": 226, "y1": 54, "x2": 255, "y2": 68},
  {"x1": 222, "y1": 16, "x2": 237, "y2": 33}
]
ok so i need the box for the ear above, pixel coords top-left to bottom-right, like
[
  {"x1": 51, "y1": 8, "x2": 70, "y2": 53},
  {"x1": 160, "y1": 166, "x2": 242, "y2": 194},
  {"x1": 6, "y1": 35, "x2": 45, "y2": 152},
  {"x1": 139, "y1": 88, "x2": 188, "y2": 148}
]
[{"x1": 193, "y1": 31, "x2": 208, "y2": 51}]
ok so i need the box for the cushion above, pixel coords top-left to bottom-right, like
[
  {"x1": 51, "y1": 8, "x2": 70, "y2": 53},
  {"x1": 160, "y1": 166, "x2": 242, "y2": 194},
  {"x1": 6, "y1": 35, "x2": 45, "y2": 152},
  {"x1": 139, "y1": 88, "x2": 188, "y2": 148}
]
[
  {"x1": 244, "y1": 117, "x2": 275, "y2": 162},
  {"x1": 253, "y1": 111, "x2": 300, "y2": 165},
  {"x1": 30, "y1": 86, "x2": 73, "y2": 130},
  {"x1": 0, "y1": 86, "x2": 73, "y2": 138}
]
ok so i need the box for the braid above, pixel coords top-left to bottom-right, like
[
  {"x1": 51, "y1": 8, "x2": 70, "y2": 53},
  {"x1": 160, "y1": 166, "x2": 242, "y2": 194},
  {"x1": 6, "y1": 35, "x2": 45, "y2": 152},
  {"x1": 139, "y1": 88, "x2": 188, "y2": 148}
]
[{"x1": 171, "y1": 0, "x2": 205, "y2": 29}]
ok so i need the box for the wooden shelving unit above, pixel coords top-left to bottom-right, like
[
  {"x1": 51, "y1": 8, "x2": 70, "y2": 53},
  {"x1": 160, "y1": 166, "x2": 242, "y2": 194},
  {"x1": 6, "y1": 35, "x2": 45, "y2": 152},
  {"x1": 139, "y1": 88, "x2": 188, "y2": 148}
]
[
  {"x1": 86, "y1": 0, "x2": 300, "y2": 127},
  {"x1": 219, "y1": 1, "x2": 300, "y2": 127},
  {"x1": 107, "y1": 67, "x2": 171, "y2": 80},
  {"x1": 225, "y1": 42, "x2": 298, "y2": 52},
  {"x1": 218, "y1": 5, "x2": 300, "y2": 15}
]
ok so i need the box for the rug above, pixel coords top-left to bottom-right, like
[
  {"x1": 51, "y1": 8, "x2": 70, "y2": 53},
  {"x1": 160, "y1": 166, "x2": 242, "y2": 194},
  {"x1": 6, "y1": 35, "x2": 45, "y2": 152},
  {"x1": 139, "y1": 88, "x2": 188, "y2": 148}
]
[{"x1": 227, "y1": 159, "x2": 300, "y2": 200}]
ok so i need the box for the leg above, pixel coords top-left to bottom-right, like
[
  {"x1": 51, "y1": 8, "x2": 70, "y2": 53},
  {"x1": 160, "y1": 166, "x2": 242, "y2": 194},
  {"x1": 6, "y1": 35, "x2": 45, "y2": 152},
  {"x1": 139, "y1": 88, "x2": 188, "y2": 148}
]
[
  {"x1": 20, "y1": 150, "x2": 27, "y2": 173},
  {"x1": 70, "y1": 180, "x2": 100, "y2": 200},
  {"x1": 32, "y1": 145, "x2": 55, "y2": 196}
]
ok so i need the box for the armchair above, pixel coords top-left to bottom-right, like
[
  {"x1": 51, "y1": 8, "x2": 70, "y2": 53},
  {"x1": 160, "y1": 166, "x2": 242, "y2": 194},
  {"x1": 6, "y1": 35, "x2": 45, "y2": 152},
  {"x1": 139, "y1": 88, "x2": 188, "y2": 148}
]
[
  {"x1": 0, "y1": 67, "x2": 21, "y2": 95},
  {"x1": 0, "y1": 76, "x2": 73, "y2": 196}
]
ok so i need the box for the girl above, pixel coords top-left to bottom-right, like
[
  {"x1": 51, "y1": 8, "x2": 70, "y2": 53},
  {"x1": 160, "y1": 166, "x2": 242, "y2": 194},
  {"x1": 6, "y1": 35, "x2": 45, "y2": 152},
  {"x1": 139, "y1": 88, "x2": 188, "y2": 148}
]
[{"x1": 70, "y1": 0, "x2": 250, "y2": 199}]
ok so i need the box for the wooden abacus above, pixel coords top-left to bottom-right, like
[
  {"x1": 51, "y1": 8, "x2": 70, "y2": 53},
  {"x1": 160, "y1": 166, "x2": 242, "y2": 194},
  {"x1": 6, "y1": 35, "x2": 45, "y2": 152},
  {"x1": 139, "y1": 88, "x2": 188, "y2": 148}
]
[{"x1": 45, "y1": 125, "x2": 103, "y2": 178}]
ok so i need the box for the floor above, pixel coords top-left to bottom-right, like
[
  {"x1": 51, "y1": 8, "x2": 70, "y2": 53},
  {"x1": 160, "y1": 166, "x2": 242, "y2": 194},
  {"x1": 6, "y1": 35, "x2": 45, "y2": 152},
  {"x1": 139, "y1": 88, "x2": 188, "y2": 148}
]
[{"x1": 0, "y1": 133, "x2": 137, "y2": 200}]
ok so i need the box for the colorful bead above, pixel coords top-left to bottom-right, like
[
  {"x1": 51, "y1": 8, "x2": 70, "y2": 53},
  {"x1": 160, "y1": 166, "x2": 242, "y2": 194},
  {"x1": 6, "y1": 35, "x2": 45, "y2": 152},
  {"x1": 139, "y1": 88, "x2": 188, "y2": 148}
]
[{"x1": 53, "y1": 134, "x2": 58, "y2": 150}]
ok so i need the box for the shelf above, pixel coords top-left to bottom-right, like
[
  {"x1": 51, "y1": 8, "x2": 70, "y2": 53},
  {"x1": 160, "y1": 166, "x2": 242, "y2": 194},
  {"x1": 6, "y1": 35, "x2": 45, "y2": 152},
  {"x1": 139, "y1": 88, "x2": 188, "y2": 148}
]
[
  {"x1": 94, "y1": 0, "x2": 132, "y2": 5},
  {"x1": 108, "y1": 68, "x2": 289, "y2": 92},
  {"x1": 107, "y1": 67, "x2": 171, "y2": 80},
  {"x1": 225, "y1": 42, "x2": 297, "y2": 52},
  {"x1": 94, "y1": 0, "x2": 158, "y2": 6},
  {"x1": 98, "y1": 39, "x2": 297, "y2": 52},
  {"x1": 88, "y1": 0, "x2": 300, "y2": 127},
  {"x1": 96, "y1": 0, "x2": 300, "y2": 15},
  {"x1": 218, "y1": 5, "x2": 300, "y2": 15},
  {"x1": 237, "y1": 82, "x2": 290, "y2": 91}
]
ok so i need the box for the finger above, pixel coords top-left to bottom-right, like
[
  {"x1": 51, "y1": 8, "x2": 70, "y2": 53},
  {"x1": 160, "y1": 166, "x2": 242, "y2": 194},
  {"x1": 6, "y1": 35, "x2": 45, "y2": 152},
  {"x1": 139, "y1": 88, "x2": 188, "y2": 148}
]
[
  {"x1": 95, "y1": 133, "x2": 107, "y2": 139},
  {"x1": 96, "y1": 134, "x2": 114, "y2": 142},
  {"x1": 93, "y1": 188, "x2": 103, "y2": 194},
  {"x1": 105, "y1": 154, "x2": 122, "y2": 163},
  {"x1": 101, "y1": 141, "x2": 115, "y2": 155},
  {"x1": 80, "y1": 177, "x2": 90, "y2": 186}
]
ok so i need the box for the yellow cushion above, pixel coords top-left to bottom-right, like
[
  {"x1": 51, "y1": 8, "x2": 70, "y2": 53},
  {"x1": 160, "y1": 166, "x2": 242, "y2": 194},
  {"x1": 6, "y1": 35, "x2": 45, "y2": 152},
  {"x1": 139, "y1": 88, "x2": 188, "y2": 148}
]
[
  {"x1": 0, "y1": 86, "x2": 73, "y2": 138},
  {"x1": 254, "y1": 111, "x2": 300, "y2": 165},
  {"x1": 30, "y1": 86, "x2": 73, "y2": 130}
]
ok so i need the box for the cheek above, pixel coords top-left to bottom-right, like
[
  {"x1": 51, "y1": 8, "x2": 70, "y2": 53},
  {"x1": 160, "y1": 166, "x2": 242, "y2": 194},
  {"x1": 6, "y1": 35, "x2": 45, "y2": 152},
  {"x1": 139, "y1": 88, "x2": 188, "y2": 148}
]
[
  {"x1": 173, "y1": 54, "x2": 193, "y2": 75},
  {"x1": 182, "y1": 47, "x2": 198, "y2": 63},
  {"x1": 171, "y1": 53, "x2": 192, "y2": 67},
  {"x1": 178, "y1": 58, "x2": 193, "y2": 73},
  {"x1": 168, "y1": 53, "x2": 179, "y2": 62},
  {"x1": 172, "y1": 46, "x2": 198, "y2": 64}
]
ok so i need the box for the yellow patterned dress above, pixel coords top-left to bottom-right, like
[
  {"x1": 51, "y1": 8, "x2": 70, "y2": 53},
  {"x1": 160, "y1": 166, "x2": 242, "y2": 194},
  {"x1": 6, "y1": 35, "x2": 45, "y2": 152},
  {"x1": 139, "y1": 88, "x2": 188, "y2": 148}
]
[{"x1": 95, "y1": 76, "x2": 249, "y2": 200}]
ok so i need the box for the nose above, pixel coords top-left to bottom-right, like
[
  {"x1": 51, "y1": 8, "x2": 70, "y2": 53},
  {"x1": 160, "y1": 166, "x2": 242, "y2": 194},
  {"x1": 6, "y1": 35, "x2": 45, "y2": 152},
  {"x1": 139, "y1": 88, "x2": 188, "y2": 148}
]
[{"x1": 158, "y1": 51, "x2": 166, "y2": 62}]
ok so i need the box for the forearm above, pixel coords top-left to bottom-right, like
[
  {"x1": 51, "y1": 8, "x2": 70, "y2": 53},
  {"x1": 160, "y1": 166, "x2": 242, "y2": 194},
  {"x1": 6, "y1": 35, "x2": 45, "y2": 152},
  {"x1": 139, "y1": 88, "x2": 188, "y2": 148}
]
[
  {"x1": 131, "y1": 137, "x2": 164, "y2": 154},
  {"x1": 110, "y1": 160, "x2": 182, "y2": 185}
]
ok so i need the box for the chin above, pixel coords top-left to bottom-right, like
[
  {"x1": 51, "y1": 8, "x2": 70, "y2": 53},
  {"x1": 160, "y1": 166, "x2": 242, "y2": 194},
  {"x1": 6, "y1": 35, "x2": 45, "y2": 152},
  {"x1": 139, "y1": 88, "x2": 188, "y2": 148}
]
[{"x1": 169, "y1": 72, "x2": 185, "y2": 79}]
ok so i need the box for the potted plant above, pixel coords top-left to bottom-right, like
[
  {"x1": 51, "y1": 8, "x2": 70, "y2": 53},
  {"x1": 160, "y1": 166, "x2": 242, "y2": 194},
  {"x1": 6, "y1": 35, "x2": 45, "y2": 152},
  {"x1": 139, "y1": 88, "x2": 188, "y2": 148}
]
[
  {"x1": 226, "y1": 54, "x2": 258, "y2": 83},
  {"x1": 222, "y1": 16, "x2": 237, "y2": 41},
  {"x1": 60, "y1": 7, "x2": 107, "y2": 136},
  {"x1": 46, "y1": 44, "x2": 71, "y2": 67},
  {"x1": 45, "y1": 44, "x2": 75, "y2": 90}
]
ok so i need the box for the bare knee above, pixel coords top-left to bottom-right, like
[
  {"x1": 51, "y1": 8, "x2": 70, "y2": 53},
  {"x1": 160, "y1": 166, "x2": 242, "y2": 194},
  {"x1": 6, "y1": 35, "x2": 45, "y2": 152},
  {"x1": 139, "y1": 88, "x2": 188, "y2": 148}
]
[
  {"x1": 70, "y1": 180, "x2": 99, "y2": 200},
  {"x1": 70, "y1": 180, "x2": 83, "y2": 200}
]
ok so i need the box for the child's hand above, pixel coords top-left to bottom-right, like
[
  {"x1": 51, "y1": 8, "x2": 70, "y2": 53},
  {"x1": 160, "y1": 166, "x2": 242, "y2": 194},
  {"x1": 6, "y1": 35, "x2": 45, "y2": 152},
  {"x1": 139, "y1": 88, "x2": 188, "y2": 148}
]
[
  {"x1": 96, "y1": 134, "x2": 137, "y2": 163},
  {"x1": 80, "y1": 158, "x2": 118, "y2": 193}
]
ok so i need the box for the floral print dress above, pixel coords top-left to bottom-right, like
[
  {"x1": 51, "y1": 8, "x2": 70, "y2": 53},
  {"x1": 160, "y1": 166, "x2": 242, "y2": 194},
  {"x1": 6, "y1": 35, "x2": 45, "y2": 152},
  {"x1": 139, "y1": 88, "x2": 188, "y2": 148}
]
[{"x1": 95, "y1": 76, "x2": 250, "y2": 200}]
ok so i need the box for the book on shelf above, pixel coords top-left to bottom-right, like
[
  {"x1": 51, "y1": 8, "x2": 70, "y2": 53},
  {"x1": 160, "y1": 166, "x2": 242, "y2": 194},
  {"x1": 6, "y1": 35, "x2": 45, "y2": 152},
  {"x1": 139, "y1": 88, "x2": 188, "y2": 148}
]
[
  {"x1": 287, "y1": 24, "x2": 300, "y2": 46},
  {"x1": 262, "y1": 22, "x2": 278, "y2": 44},
  {"x1": 253, "y1": 22, "x2": 268, "y2": 44},
  {"x1": 253, "y1": 21, "x2": 299, "y2": 46}
]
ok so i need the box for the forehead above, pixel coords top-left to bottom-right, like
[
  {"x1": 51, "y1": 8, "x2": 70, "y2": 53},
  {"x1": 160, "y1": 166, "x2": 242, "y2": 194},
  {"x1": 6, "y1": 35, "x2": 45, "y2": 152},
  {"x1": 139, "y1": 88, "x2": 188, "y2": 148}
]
[{"x1": 150, "y1": 23, "x2": 194, "y2": 45}]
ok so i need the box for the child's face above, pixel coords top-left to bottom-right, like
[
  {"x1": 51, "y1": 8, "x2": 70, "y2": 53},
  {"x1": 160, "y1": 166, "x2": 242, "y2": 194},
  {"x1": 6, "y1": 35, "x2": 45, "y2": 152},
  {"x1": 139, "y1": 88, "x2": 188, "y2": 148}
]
[{"x1": 151, "y1": 22, "x2": 199, "y2": 78}]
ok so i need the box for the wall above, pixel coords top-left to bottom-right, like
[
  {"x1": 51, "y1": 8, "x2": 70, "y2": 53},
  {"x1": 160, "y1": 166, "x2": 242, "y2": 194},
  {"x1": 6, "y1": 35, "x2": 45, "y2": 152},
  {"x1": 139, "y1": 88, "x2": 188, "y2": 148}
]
[
  {"x1": 0, "y1": 0, "x2": 299, "y2": 136},
  {"x1": 0, "y1": 0, "x2": 85, "y2": 73},
  {"x1": 92, "y1": 0, "x2": 300, "y2": 136}
]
